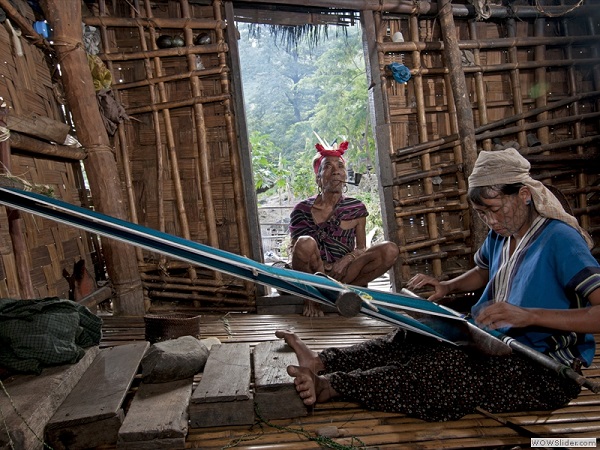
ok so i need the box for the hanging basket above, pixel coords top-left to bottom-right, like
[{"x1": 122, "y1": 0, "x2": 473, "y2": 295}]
[{"x1": 144, "y1": 313, "x2": 201, "y2": 344}]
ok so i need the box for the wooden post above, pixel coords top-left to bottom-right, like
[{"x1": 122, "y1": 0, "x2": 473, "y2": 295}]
[
  {"x1": 40, "y1": 0, "x2": 145, "y2": 315},
  {"x1": 361, "y1": 10, "x2": 402, "y2": 289},
  {"x1": 438, "y1": 0, "x2": 486, "y2": 247},
  {"x1": 0, "y1": 109, "x2": 35, "y2": 299}
]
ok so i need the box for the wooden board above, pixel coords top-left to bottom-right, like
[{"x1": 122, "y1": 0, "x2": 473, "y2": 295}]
[
  {"x1": 0, "y1": 346, "x2": 99, "y2": 450},
  {"x1": 253, "y1": 340, "x2": 308, "y2": 420},
  {"x1": 45, "y1": 341, "x2": 149, "y2": 450},
  {"x1": 117, "y1": 378, "x2": 192, "y2": 450},
  {"x1": 189, "y1": 342, "x2": 254, "y2": 427}
]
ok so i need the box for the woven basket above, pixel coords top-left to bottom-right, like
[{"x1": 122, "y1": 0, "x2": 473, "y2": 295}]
[{"x1": 144, "y1": 313, "x2": 201, "y2": 344}]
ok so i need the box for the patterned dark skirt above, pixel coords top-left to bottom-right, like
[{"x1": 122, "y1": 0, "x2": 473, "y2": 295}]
[{"x1": 320, "y1": 330, "x2": 581, "y2": 422}]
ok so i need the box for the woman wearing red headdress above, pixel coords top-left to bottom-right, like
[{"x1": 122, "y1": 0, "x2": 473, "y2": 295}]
[{"x1": 288, "y1": 141, "x2": 399, "y2": 317}]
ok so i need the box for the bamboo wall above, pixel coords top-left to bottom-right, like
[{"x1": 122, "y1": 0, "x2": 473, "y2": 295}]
[
  {"x1": 0, "y1": 0, "x2": 98, "y2": 299},
  {"x1": 85, "y1": 0, "x2": 256, "y2": 313},
  {"x1": 370, "y1": 6, "x2": 600, "y2": 287}
]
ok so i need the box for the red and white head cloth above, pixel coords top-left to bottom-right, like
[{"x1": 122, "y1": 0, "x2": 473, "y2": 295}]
[{"x1": 312, "y1": 141, "x2": 349, "y2": 174}]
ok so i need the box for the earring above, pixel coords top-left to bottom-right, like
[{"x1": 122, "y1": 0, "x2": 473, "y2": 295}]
[
  {"x1": 526, "y1": 199, "x2": 532, "y2": 205},
  {"x1": 343, "y1": 184, "x2": 348, "y2": 193}
]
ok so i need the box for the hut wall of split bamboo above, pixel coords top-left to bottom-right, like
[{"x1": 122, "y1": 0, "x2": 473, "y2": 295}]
[
  {"x1": 0, "y1": 0, "x2": 99, "y2": 301},
  {"x1": 363, "y1": 5, "x2": 600, "y2": 291}
]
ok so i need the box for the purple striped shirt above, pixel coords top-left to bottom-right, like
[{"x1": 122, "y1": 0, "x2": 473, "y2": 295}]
[{"x1": 289, "y1": 196, "x2": 368, "y2": 264}]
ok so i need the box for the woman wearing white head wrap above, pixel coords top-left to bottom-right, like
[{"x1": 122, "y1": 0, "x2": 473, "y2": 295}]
[
  {"x1": 468, "y1": 147, "x2": 593, "y2": 248},
  {"x1": 278, "y1": 148, "x2": 600, "y2": 423},
  {"x1": 408, "y1": 147, "x2": 600, "y2": 355}
]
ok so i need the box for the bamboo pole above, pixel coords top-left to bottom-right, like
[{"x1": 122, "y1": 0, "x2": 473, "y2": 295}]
[
  {"x1": 506, "y1": 19, "x2": 526, "y2": 148},
  {"x1": 5, "y1": 112, "x2": 71, "y2": 144},
  {"x1": 563, "y1": 18, "x2": 589, "y2": 232},
  {"x1": 379, "y1": 34, "x2": 600, "y2": 54},
  {"x1": 8, "y1": 131, "x2": 86, "y2": 160},
  {"x1": 521, "y1": 135, "x2": 600, "y2": 156},
  {"x1": 40, "y1": 0, "x2": 145, "y2": 315},
  {"x1": 363, "y1": 11, "x2": 403, "y2": 288},
  {"x1": 142, "y1": 0, "x2": 197, "y2": 284},
  {"x1": 210, "y1": 0, "x2": 254, "y2": 292},
  {"x1": 97, "y1": 43, "x2": 228, "y2": 62},
  {"x1": 97, "y1": 0, "x2": 144, "y2": 265},
  {"x1": 168, "y1": 0, "x2": 220, "y2": 295},
  {"x1": 223, "y1": 0, "x2": 265, "y2": 292},
  {"x1": 0, "y1": 110, "x2": 35, "y2": 299},
  {"x1": 393, "y1": 91, "x2": 600, "y2": 161},
  {"x1": 409, "y1": 15, "x2": 442, "y2": 278},
  {"x1": 147, "y1": 290, "x2": 253, "y2": 306},
  {"x1": 533, "y1": 18, "x2": 549, "y2": 160},
  {"x1": 232, "y1": 0, "x2": 596, "y2": 19},
  {"x1": 393, "y1": 164, "x2": 462, "y2": 186},
  {"x1": 380, "y1": 57, "x2": 600, "y2": 79},
  {"x1": 111, "y1": 67, "x2": 226, "y2": 90},
  {"x1": 468, "y1": 22, "x2": 491, "y2": 151},
  {"x1": 83, "y1": 16, "x2": 224, "y2": 29},
  {"x1": 443, "y1": 68, "x2": 470, "y2": 249},
  {"x1": 438, "y1": 0, "x2": 486, "y2": 251},
  {"x1": 142, "y1": 282, "x2": 246, "y2": 297},
  {"x1": 476, "y1": 112, "x2": 600, "y2": 143},
  {"x1": 396, "y1": 188, "x2": 468, "y2": 207},
  {"x1": 125, "y1": 94, "x2": 229, "y2": 115}
]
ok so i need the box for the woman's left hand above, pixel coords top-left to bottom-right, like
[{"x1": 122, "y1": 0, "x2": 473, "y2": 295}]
[{"x1": 475, "y1": 302, "x2": 533, "y2": 330}]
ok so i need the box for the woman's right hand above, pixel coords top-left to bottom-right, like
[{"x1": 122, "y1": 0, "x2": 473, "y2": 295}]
[{"x1": 406, "y1": 274, "x2": 449, "y2": 301}]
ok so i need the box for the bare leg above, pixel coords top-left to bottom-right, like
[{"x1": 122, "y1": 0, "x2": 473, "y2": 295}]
[
  {"x1": 291, "y1": 237, "x2": 326, "y2": 317},
  {"x1": 275, "y1": 329, "x2": 325, "y2": 373},
  {"x1": 343, "y1": 241, "x2": 399, "y2": 286},
  {"x1": 287, "y1": 365, "x2": 338, "y2": 406}
]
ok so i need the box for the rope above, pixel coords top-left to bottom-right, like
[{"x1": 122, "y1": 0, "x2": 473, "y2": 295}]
[
  {"x1": 230, "y1": 403, "x2": 367, "y2": 450},
  {"x1": 0, "y1": 379, "x2": 54, "y2": 449},
  {"x1": 0, "y1": 126, "x2": 9, "y2": 143},
  {"x1": 535, "y1": 0, "x2": 585, "y2": 17}
]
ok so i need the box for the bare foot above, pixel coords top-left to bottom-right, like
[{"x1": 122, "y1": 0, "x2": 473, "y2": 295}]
[
  {"x1": 303, "y1": 299, "x2": 324, "y2": 317},
  {"x1": 287, "y1": 365, "x2": 337, "y2": 406},
  {"x1": 275, "y1": 330, "x2": 324, "y2": 373}
]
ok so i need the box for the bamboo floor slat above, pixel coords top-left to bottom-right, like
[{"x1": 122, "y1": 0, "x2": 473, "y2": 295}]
[{"x1": 99, "y1": 313, "x2": 600, "y2": 449}]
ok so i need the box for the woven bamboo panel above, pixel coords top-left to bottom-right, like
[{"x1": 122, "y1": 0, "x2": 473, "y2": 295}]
[
  {"x1": 378, "y1": 12, "x2": 600, "y2": 286},
  {"x1": 92, "y1": 0, "x2": 254, "y2": 311},
  {"x1": 0, "y1": 0, "x2": 98, "y2": 300}
]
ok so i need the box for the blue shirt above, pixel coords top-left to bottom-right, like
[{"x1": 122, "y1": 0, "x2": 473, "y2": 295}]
[{"x1": 471, "y1": 218, "x2": 600, "y2": 366}]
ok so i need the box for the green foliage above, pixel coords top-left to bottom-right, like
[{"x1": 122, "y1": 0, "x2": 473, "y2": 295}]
[{"x1": 250, "y1": 131, "x2": 291, "y2": 194}]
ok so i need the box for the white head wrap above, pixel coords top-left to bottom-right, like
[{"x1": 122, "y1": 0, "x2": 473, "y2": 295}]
[{"x1": 468, "y1": 148, "x2": 593, "y2": 249}]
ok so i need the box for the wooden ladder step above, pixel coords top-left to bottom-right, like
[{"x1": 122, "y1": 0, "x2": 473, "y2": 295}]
[
  {"x1": 117, "y1": 378, "x2": 192, "y2": 449},
  {"x1": 45, "y1": 341, "x2": 149, "y2": 450},
  {"x1": 189, "y1": 342, "x2": 253, "y2": 427}
]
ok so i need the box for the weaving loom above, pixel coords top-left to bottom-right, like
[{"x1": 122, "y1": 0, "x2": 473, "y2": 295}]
[{"x1": 1, "y1": 186, "x2": 598, "y2": 392}]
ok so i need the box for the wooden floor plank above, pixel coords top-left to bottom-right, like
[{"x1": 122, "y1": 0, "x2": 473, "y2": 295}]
[{"x1": 97, "y1": 313, "x2": 600, "y2": 450}]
